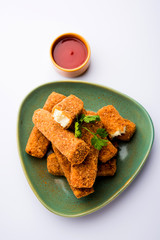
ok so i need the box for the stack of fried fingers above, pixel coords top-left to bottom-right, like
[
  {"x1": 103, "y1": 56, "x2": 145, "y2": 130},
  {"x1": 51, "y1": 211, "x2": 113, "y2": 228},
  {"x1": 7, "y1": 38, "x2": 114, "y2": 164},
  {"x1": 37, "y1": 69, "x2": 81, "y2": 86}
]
[{"x1": 26, "y1": 92, "x2": 136, "y2": 198}]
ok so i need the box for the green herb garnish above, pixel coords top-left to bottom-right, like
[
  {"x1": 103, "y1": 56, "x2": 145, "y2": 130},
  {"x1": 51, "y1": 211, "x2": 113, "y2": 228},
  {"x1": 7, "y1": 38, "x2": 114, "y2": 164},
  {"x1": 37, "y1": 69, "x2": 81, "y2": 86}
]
[
  {"x1": 83, "y1": 127, "x2": 108, "y2": 150},
  {"x1": 96, "y1": 128, "x2": 108, "y2": 138},
  {"x1": 75, "y1": 121, "x2": 82, "y2": 138},
  {"x1": 75, "y1": 114, "x2": 100, "y2": 138},
  {"x1": 74, "y1": 114, "x2": 108, "y2": 150},
  {"x1": 83, "y1": 115, "x2": 100, "y2": 123}
]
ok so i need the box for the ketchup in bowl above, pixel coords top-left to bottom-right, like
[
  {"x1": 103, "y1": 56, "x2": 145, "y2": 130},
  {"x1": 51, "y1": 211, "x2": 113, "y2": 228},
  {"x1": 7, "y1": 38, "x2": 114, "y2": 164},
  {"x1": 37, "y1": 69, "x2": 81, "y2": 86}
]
[
  {"x1": 53, "y1": 37, "x2": 88, "y2": 69},
  {"x1": 50, "y1": 33, "x2": 91, "y2": 77}
]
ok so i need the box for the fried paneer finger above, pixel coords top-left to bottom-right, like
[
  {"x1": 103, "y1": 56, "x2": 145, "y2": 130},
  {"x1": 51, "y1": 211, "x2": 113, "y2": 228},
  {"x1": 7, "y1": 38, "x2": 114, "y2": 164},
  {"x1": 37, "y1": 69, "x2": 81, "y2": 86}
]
[
  {"x1": 52, "y1": 95, "x2": 83, "y2": 129},
  {"x1": 70, "y1": 113, "x2": 103, "y2": 188},
  {"x1": 47, "y1": 152, "x2": 116, "y2": 177},
  {"x1": 47, "y1": 153, "x2": 64, "y2": 176},
  {"x1": 81, "y1": 110, "x2": 117, "y2": 163},
  {"x1": 97, "y1": 158, "x2": 117, "y2": 176},
  {"x1": 52, "y1": 146, "x2": 94, "y2": 198},
  {"x1": 32, "y1": 109, "x2": 90, "y2": 165},
  {"x1": 25, "y1": 92, "x2": 66, "y2": 158},
  {"x1": 98, "y1": 105, "x2": 136, "y2": 140},
  {"x1": 71, "y1": 146, "x2": 99, "y2": 188},
  {"x1": 99, "y1": 140, "x2": 118, "y2": 163},
  {"x1": 117, "y1": 119, "x2": 136, "y2": 141}
]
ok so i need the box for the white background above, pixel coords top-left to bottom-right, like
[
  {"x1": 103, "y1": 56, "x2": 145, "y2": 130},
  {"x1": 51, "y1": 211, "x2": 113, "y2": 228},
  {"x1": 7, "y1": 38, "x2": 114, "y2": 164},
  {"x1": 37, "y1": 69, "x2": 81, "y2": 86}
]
[{"x1": 0, "y1": 0, "x2": 160, "y2": 239}]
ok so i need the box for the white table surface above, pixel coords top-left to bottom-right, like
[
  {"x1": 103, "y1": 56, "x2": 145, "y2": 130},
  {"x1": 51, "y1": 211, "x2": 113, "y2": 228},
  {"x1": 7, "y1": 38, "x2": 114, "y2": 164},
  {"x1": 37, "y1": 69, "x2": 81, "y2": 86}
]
[{"x1": 0, "y1": 1, "x2": 159, "y2": 239}]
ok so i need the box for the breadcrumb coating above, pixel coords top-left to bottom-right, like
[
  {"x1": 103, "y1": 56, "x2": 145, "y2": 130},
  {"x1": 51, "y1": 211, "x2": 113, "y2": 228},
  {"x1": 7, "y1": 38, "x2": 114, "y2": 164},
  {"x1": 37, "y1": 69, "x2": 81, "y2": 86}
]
[
  {"x1": 52, "y1": 146, "x2": 94, "y2": 198},
  {"x1": 52, "y1": 94, "x2": 83, "y2": 129},
  {"x1": 25, "y1": 92, "x2": 66, "y2": 158},
  {"x1": 47, "y1": 153, "x2": 64, "y2": 176},
  {"x1": 98, "y1": 105, "x2": 136, "y2": 141},
  {"x1": 47, "y1": 151, "x2": 116, "y2": 177},
  {"x1": 99, "y1": 140, "x2": 118, "y2": 163},
  {"x1": 118, "y1": 119, "x2": 136, "y2": 141},
  {"x1": 98, "y1": 158, "x2": 117, "y2": 176},
  {"x1": 32, "y1": 109, "x2": 90, "y2": 165},
  {"x1": 70, "y1": 111, "x2": 103, "y2": 188}
]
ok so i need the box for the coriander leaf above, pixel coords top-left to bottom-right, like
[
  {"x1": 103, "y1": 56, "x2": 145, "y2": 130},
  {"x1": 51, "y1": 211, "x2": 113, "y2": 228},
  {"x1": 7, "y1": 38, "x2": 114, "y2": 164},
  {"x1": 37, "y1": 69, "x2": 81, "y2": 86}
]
[
  {"x1": 79, "y1": 114, "x2": 85, "y2": 123},
  {"x1": 82, "y1": 126, "x2": 108, "y2": 150},
  {"x1": 96, "y1": 128, "x2": 108, "y2": 138},
  {"x1": 75, "y1": 121, "x2": 82, "y2": 138},
  {"x1": 91, "y1": 136, "x2": 108, "y2": 150},
  {"x1": 82, "y1": 126, "x2": 93, "y2": 134},
  {"x1": 83, "y1": 115, "x2": 100, "y2": 123}
]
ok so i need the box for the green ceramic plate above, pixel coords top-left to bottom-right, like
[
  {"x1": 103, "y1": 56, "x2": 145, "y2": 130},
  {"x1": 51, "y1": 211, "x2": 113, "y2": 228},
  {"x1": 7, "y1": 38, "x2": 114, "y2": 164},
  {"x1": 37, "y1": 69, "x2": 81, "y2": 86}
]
[{"x1": 17, "y1": 81, "x2": 154, "y2": 217}]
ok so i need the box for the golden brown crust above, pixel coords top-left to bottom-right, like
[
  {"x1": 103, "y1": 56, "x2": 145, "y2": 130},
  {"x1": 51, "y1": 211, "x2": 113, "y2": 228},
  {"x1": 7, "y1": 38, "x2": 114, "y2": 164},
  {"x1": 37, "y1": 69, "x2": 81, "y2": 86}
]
[
  {"x1": 80, "y1": 121, "x2": 104, "y2": 146},
  {"x1": 86, "y1": 111, "x2": 97, "y2": 116},
  {"x1": 47, "y1": 152, "x2": 116, "y2": 178},
  {"x1": 32, "y1": 109, "x2": 90, "y2": 165},
  {"x1": 97, "y1": 158, "x2": 117, "y2": 176},
  {"x1": 52, "y1": 95, "x2": 84, "y2": 129},
  {"x1": 81, "y1": 108, "x2": 87, "y2": 115},
  {"x1": 47, "y1": 153, "x2": 64, "y2": 176},
  {"x1": 86, "y1": 110, "x2": 117, "y2": 163},
  {"x1": 98, "y1": 105, "x2": 126, "y2": 139},
  {"x1": 43, "y1": 92, "x2": 66, "y2": 112},
  {"x1": 70, "y1": 117, "x2": 102, "y2": 188},
  {"x1": 98, "y1": 105, "x2": 136, "y2": 141},
  {"x1": 71, "y1": 146, "x2": 99, "y2": 188},
  {"x1": 72, "y1": 187, "x2": 94, "y2": 198},
  {"x1": 25, "y1": 126, "x2": 49, "y2": 158},
  {"x1": 117, "y1": 119, "x2": 136, "y2": 141},
  {"x1": 99, "y1": 140, "x2": 118, "y2": 163},
  {"x1": 52, "y1": 146, "x2": 94, "y2": 198},
  {"x1": 25, "y1": 92, "x2": 66, "y2": 158}
]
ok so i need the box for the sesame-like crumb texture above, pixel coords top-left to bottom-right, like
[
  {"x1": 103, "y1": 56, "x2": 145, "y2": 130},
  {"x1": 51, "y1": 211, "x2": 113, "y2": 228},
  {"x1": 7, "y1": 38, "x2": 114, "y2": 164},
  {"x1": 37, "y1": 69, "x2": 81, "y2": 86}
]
[
  {"x1": 43, "y1": 92, "x2": 66, "y2": 112},
  {"x1": 52, "y1": 146, "x2": 94, "y2": 198},
  {"x1": 86, "y1": 110, "x2": 97, "y2": 116},
  {"x1": 118, "y1": 119, "x2": 136, "y2": 141},
  {"x1": 25, "y1": 92, "x2": 66, "y2": 158},
  {"x1": 70, "y1": 112, "x2": 103, "y2": 188},
  {"x1": 32, "y1": 109, "x2": 90, "y2": 165},
  {"x1": 47, "y1": 150, "x2": 116, "y2": 178},
  {"x1": 97, "y1": 158, "x2": 117, "y2": 176},
  {"x1": 71, "y1": 146, "x2": 99, "y2": 188},
  {"x1": 98, "y1": 105, "x2": 126, "y2": 138},
  {"x1": 25, "y1": 126, "x2": 49, "y2": 158},
  {"x1": 47, "y1": 153, "x2": 64, "y2": 176},
  {"x1": 52, "y1": 95, "x2": 83, "y2": 129},
  {"x1": 99, "y1": 140, "x2": 118, "y2": 163}
]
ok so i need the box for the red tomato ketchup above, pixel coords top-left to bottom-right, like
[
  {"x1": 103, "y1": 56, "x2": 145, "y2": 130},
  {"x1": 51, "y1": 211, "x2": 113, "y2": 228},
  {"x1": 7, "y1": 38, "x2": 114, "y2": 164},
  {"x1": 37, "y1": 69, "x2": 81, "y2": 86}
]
[{"x1": 53, "y1": 37, "x2": 88, "y2": 69}]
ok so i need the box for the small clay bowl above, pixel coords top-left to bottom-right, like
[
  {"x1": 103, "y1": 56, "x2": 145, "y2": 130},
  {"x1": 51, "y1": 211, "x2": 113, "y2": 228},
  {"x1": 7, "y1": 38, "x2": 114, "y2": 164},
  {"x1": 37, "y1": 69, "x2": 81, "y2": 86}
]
[{"x1": 50, "y1": 33, "x2": 91, "y2": 77}]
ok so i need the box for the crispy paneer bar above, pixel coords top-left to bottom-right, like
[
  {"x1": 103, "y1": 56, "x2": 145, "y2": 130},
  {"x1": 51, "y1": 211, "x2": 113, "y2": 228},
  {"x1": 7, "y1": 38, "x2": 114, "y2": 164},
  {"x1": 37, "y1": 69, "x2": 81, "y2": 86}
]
[
  {"x1": 79, "y1": 110, "x2": 118, "y2": 163},
  {"x1": 99, "y1": 140, "x2": 118, "y2": 163},
  {"x1": 98, "y1": 105, "x2": 126, "y2": 139},
  {"x1": 52, "y1": 146, "x2": 94, "y2": 198},
  {"x1": 52, "y1": 94, "x2": 83, "y2": 129},
  {"x1": 98, "y1": 105, "x2": 133, "y2": 140},
  {"x1": 25, "y1": 127, "x2": 49, "y2": 158},
  {"x1": 98, "y1": 158, "x2": 117, "y2": 176},
  {"x1": 117, "y1": 119, "x2": 136, "y2": 141},
  {"x1": 70, "y1": 113, "x2": 103, "y2": 188},
  {"x1": 32, "y1": 109, "x2": 90, "y2": 165},
  {"x1": 71, "y1": 146, "x2": 99, "y2": 188},
  {"x1": 47, "y1": 152, "x2": 116, "y2": 177},
  {"x1": 25, "y1": 92, "x2": 66, "y2": 158},
  {"x1": 47, "y1": 153, "x2": 64, "y2": 176}
]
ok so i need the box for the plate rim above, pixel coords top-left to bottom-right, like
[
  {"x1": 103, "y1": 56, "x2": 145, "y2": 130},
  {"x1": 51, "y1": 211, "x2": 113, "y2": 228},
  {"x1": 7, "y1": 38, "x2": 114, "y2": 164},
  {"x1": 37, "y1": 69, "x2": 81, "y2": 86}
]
[{"x1": 17, "y1": 80, "x2": 154, "y2": 217}]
